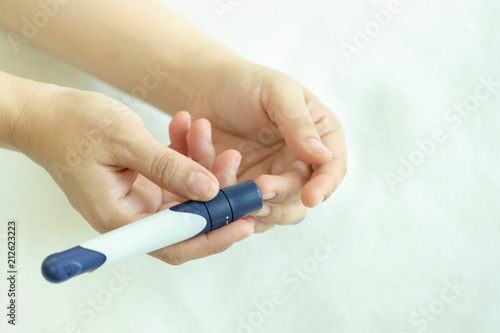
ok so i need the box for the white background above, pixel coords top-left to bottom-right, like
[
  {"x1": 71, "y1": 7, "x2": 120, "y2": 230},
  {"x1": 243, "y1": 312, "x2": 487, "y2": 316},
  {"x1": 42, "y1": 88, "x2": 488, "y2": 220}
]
[{"x1": 0, "y1": 0, "x2": 499, "y2": 332}]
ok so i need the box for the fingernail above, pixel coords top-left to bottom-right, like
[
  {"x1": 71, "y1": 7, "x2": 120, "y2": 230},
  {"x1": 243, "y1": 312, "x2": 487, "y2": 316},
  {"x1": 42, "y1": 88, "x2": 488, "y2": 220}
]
[
  {"x1": 254, "y1": 205, "x2": 271, "y2": 217},
  {"x1": 205, "y1": 123, "x2": 212, "y2": 143},
  {"x1": 307, "y1": 138, "x2": 331, "y2": 154},
  {"x1": 186, "y1": 171, "x2": 216, "y2": 199},
  {"x1": 313, "y1": 195, "x2": 325, "y2": 207},
  {"x1": 263, "y1": 192, "x2": 276, "y2": 200},
  {"x1": 233, "y1": 155, "x2": 242, "y2": 174}
]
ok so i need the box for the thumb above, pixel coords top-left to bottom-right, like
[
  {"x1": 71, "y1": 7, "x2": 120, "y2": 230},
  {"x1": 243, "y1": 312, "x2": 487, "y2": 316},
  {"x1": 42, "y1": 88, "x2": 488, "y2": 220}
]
[
  {"x1": 265, "y1": 81, "x2": 333, "y2": 164},
  {"x1": 119, "y1": 134, "x2": 219, "y2": 201}
]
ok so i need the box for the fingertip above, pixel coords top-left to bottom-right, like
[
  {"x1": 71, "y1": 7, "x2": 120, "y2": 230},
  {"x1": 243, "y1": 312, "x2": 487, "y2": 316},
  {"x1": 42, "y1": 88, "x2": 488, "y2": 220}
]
[
  {"x1": 186, "y1": 118, "x2": 216, "y2": 170},
  {"x1": 242, "y1": 217, "x2": 256, "y2": 230},
  {"x1": 302, "y1": 175, "x2": 334, "y2": 208},
  {"x1": 302, "y1": 193, "x2": 325, "y2": 208},
  {"x1": 254, "y1": 174, "x2": 277, "y2": 200},
  {"x1": 168, "y1": 112, "x2": 191, "y2": 155},
  {"x1": 302, "y1": 160, "x2": 344, "y2": 208},
  {"x1": 239, "y1": 217, "x2": 259, "y2": 237},
  {"x1": 255, "y1": 164, "x2": 310, "y2": 203},
  {"x1": 232, "y1": 151, "x2": 242, "y2": 173},
  {"x1": 211, "y1": 149, "x2": 241, "y2": 188},
  {"x1": 185, "y1": 169, "x2": 219, "y2": 201},
  {"x1": 169, "y1": 111, "x2": 191, "y2": 131}
]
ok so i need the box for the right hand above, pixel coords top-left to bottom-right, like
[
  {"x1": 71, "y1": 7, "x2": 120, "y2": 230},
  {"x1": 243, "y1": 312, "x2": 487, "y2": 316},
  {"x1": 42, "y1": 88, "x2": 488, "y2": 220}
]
[{"x1": 10, "y1": 82, "x2": 254, "y2": 264}]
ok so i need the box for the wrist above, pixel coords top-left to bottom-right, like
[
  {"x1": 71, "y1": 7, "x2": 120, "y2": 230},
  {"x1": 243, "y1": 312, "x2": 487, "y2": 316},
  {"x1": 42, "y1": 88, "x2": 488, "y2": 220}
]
[
  {"x1": 0, "y1": 72, "x2": 58, "y2": 162},
  {"x1": 0, "y1": 71, "x2": 32, "y2": 150},
  {"x1": 145, "y1": 37, "x2": 243, "y2": 114}
]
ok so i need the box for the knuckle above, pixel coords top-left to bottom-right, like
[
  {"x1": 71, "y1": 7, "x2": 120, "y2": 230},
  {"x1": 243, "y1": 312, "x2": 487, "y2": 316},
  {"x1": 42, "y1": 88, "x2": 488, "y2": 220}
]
[
  {"x1": 287, "y1": 115, "x2": 315, "y2": 138},
  {"x1": 314, "y1": 114, "x2": 334, "y2": 135},
  {"x1": 292, "y1": 114, "x2": 313, "y2": 128},
  {"x1": 150, "y1": 152, "x2": 180, "y2": 187},
  {"x1": 109, "y1": 105, "x2": 144, "y2": 133}
]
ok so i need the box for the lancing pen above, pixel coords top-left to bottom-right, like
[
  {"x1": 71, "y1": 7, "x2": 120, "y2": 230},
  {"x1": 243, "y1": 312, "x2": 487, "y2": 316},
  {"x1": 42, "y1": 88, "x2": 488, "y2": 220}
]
[{"x1": 42, "y1": 180, "x2": 262, "y2": 283}]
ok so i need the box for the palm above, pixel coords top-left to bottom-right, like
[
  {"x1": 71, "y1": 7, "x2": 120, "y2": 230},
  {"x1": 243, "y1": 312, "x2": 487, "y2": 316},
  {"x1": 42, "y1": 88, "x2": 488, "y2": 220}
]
[
  {"x1": 187, "y1": 61, "x2": 301, "y2": 182},
  {"x1": 212, "y1": 124, "x2": 296, "y2": 181}
]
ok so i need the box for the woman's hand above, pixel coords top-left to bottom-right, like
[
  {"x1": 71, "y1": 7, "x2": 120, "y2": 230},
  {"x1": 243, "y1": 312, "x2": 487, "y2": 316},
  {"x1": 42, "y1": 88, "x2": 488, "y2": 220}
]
[
  {"x1": 186, "y1": 60, "x2": 347, "y2": 233},
  {"x1": 0, "y1": 1, "x2": 346, "y2": 236},
  {"x1": 0, "y1": 0, "x2": 347, "y2": 235},
  {"x1": 9, "y1": 80, "x2": 253, "y2": 264}
]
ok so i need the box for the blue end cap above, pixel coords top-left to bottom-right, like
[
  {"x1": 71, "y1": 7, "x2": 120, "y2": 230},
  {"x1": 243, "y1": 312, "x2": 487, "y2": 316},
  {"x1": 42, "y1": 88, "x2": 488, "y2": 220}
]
[
  {"x1": 220, "y1": 180, "x2": 263, "y2": 221},
  {"x1": 170, "y1": 180, "x2": 262, "y2": 236},
  {"x1": 204, "y1": 190, "x2": 233, "y2": 230},
  {"x1": 42, "y1": 246, "x2": 106, "y2": 283}
]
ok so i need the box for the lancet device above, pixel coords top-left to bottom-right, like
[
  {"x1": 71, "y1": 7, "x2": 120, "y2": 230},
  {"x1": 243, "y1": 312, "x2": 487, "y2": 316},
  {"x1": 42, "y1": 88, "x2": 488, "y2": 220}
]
[{"x1": 42, "y1": 181, "x2": 262, "y2": 283}]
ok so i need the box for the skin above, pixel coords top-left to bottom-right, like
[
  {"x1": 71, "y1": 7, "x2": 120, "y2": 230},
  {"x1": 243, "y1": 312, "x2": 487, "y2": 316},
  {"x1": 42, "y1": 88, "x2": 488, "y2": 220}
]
[{"x1": 0, "y1": 0, "x2": 347, "y2": 265}]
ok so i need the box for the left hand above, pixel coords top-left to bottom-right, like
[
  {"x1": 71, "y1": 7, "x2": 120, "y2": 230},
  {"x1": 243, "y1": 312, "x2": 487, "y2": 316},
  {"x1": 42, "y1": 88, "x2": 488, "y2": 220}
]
[
  {"x1": 152, "y1": 111, "x2": 255, "y2": 265},
  {"x1": 185, "y1": 59, "x2": 347, "y2": 232}
]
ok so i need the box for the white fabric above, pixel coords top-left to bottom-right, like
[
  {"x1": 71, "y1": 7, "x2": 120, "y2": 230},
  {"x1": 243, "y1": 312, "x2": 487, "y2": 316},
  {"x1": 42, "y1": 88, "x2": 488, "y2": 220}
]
[{"x1": 0, "y1": 0, "x2": 498, "y2": 332}]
